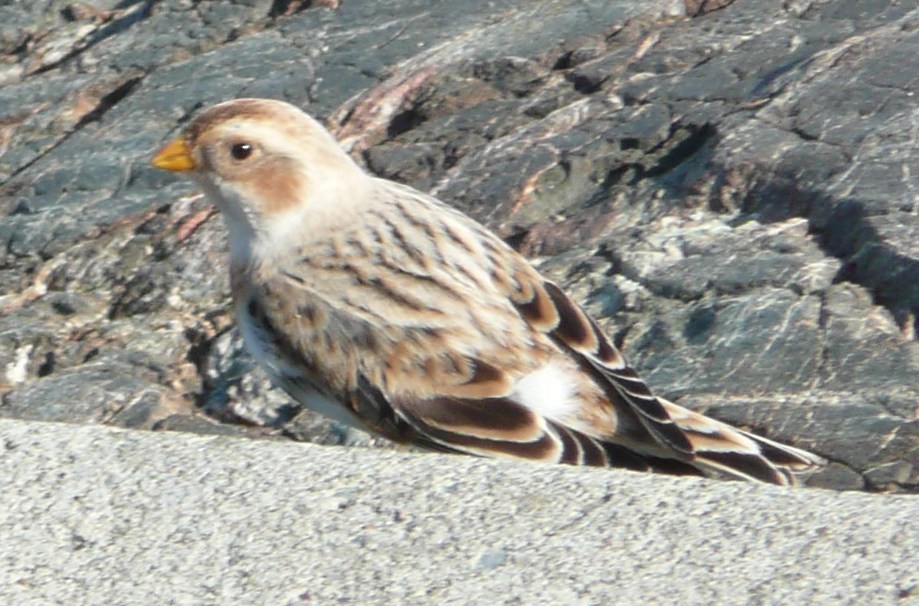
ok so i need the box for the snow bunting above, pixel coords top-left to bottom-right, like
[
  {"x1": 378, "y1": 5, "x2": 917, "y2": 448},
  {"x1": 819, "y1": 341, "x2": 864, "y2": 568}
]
[{"x1": 151, "y1": 98, "x2": 825, "y2": 485}]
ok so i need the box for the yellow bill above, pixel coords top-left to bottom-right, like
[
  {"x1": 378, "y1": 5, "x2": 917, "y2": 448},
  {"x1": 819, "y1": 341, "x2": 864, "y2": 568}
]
[{"x1": 151, "y1": 137, "x2": 196, "y2": 172}]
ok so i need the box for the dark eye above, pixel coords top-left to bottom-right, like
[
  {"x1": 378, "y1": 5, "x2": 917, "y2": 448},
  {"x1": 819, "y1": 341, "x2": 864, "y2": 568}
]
[{"x1": 230, "y1": 143, "x2": 253, "y2": 160}]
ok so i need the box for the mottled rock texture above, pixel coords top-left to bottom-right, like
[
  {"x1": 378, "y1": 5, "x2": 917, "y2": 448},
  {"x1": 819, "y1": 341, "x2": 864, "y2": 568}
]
[{"x1": 1, "y1": 0, "x2": 917, "y2": 492}]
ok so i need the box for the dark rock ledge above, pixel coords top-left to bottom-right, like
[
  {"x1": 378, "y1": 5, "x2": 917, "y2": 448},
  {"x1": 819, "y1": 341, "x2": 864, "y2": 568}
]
[{"x1": 0, "y1": 0, "x2": 917, "y2": 492}]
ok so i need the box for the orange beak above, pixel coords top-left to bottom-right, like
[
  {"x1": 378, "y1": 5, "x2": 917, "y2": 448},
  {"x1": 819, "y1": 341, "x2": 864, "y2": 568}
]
[{"x1": 151, "y1": 137, "x2": 196, "y2": 172}]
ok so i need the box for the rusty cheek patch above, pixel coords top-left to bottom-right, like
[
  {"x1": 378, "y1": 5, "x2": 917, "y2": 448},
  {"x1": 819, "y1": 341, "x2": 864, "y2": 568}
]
[{"x1": 236, "y1": 158, "x2": 310, "y2": 216}]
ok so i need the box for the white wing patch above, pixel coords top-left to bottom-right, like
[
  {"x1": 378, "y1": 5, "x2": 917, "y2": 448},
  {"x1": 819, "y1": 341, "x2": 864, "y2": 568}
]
[{"x1": 511, "y1": 362, "x2": 579, "y2": 422}]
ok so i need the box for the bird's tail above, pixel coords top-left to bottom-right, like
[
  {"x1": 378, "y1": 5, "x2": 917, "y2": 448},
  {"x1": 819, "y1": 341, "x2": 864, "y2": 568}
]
[{"x1": 658, "y1": 398, "x2": 826, "y2": 486}]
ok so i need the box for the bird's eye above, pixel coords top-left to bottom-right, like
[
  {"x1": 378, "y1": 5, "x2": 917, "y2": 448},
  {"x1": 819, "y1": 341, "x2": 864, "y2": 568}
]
[{"x1": 230, "y1": 143, "x2": 253, "y2": 160}]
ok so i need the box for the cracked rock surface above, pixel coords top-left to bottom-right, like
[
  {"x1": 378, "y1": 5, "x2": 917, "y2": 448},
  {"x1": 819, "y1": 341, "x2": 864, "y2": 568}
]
[{"x1": 1, "y1": 0, "x2": 917, "y2": 492}]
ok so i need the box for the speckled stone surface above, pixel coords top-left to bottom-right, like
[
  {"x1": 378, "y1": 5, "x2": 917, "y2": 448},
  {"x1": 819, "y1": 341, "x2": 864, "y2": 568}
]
[{"x1": 1, "y1": 418, "x2": 916, "y2": 605}]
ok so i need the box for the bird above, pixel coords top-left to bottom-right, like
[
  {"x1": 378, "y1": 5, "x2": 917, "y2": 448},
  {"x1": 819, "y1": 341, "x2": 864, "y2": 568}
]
[{"x1": 151, "y1": 98, "x2": 826, "y2": 485}]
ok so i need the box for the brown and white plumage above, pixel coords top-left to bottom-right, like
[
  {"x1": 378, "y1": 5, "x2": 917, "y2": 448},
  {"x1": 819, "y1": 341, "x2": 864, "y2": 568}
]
[{"x1": 151, "y1": 98, "x2": 826, "y2": 485}]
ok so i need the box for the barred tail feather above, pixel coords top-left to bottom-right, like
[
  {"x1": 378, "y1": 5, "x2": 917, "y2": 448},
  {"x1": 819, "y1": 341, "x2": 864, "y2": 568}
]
[{"x1": 660, "y1": 398, "x2": 826, "y2": 486}]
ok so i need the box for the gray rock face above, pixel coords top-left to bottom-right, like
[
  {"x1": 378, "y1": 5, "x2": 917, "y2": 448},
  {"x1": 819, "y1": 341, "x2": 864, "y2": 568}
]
[{"x1": 0, "y1": 0, "x2": 917, "y2": 491}]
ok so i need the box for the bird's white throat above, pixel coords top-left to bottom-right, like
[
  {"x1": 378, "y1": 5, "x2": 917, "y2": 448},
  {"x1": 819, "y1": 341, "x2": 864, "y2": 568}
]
[{"x1": 207, "y1": 172, "x2": 371, "y2": 268}]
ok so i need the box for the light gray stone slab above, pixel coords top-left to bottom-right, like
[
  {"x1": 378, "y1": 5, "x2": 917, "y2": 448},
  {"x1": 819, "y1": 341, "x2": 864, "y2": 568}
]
[{"x1": 0, "y1": 418, "x2": 916, "y2": 606}]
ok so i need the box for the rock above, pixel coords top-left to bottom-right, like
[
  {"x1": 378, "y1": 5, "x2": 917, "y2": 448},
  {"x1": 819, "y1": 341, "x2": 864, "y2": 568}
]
[{"x1": 0, "y1": 0, "x2": 917, "y2": 491}]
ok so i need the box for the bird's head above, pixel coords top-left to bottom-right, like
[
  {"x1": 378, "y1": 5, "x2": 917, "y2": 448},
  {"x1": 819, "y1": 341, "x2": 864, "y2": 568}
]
[{"x1": 151, "y1": 98, "x2": 367, "y2": 260}]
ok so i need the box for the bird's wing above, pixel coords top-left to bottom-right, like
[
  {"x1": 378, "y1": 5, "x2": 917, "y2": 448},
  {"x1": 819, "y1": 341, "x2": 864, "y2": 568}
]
[
  {"x1": 367, "y1": 355, "x2": 699, "y2": 475},
  {"x1": 254, "y1": 261, "x2": 697, "y2": 474}
]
